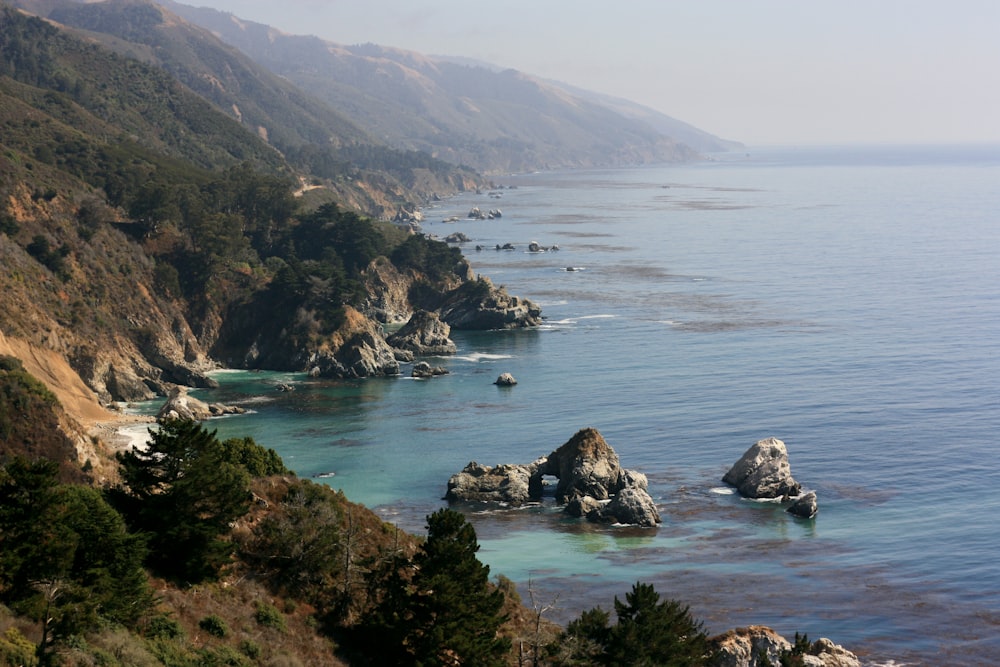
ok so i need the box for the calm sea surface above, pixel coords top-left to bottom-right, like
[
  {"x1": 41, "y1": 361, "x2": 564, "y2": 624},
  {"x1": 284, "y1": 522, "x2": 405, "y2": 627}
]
[{"x1": 147, "y1": 145, "x2": 1000, "y2": 665}]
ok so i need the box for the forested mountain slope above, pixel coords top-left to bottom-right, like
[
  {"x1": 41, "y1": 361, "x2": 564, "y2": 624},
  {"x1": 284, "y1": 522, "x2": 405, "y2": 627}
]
[
  {"x1": 9, "y1": 0, "x2": 480, "y2": 217},
  {"x1": 156, "y1": 0, "x2": 739, "y2": 174},
  {"x1": 0, "y1": 1, "x2": 531, "y2": 421}
]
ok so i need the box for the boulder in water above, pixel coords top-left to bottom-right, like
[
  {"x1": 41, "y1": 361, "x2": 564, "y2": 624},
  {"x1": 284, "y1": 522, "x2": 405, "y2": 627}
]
[
  {"x1": 722, "y1": 437, "x2": 802, "y2": 499},
  {"x1": 494, "y1": 372, "x2": 517, "y2": 386},
  {"x1": 786, "y1": 491, "x2": 818, "y2": 518}
]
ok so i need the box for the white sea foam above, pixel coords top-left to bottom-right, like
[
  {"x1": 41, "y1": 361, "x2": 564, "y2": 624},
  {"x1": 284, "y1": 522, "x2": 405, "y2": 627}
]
[
  {"x1": 546, "y1": 314, "x2": 616, "y2": 326},
  {"x1": 118, "y1": 423, "x2": 155, "y2": 450},
  {"x1": 709, "y1": 487, "x2": 735, "y2": 495},
  {"x1": 238, "y1": 395, "x2": 277, "y2": 405},
  {"x1": 453, "y1": 352, "x2": 514, "y2": 362}
]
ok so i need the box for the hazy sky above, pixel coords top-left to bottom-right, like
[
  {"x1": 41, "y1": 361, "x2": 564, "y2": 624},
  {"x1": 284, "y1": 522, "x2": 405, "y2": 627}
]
[{"x1": 183, "y1": 0, "x2": 1000, "y2": 146}]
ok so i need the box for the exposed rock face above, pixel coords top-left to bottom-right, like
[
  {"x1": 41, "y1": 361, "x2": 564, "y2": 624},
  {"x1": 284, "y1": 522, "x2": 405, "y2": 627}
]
[
  {"x1": 538, "y1": 427, "x2": 627, "y2": 503},
  {"x1": 590, "y1": 486, "x2": 661, "y2": 526},
  {"x1": 722, "y1": 437, "x2": 802, "y2": 499},
  {"x1": 709, "y1": 626, "x2": 861, "y2": 667},
  {"x1": 803, "y1": 638, "x2": 862, "y2": 667},
  {"x1": 445, "y1": 428, "x2": 660, "y2": 526},
  {"x1": 305, "y1": 307, "x2": 400, "y2": 379},
  {"x1": 445, "y1": 461, "x2": 539, "y2": 505},
  {"x1": 157, "y1": 386, "x2": 244, "y2": 422},
  {"x1": 361, "y1": 258, "x2": 419, "y2": 324},
  {"x1": 387, "y1": 310, "x2": 457, "y2": 356},
  {"x1": 710, "y1": 625, "x2": 790, "y2": 667},
  {"x1": 787, "y1": 491, "x2": 818, "y2": 518},
  {"x1": 439, "y1": 277, "x2": 542, "y2": 330}
]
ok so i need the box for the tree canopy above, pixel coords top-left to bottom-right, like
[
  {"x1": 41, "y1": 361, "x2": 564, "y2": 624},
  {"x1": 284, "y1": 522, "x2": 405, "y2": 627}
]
[
  {"x1": 0, "y1": 458, "x2": 152, "y2": 659},
  {"x1": 549, "y1": 581, "x2": 711, "y2": 667},
  {"x1": 360, "y1": 508, "x2": 510, "y2": 666},
  {"x1": 111, "y1": 419, "x2": 253, "y2": 583}
]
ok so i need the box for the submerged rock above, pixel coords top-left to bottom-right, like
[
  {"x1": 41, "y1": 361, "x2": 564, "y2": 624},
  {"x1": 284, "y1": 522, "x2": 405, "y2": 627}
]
[
  {"x1": 786, "y1": 491, "x2": 818, "y2": 518},
  {"x1": 722, "y1": 437, "x2": 802, "y2": 499}
]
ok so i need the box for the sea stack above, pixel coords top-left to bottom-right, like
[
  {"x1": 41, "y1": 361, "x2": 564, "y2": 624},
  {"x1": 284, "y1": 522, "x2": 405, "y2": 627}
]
[{"x1": 722, "y1": 437, "x2": 802, "y2": 499}]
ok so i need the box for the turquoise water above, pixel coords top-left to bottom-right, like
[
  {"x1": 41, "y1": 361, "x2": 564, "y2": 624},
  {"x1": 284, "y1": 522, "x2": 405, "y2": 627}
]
[{"x1": 171, "y1": 145, "x2": 999, "y2": 664}]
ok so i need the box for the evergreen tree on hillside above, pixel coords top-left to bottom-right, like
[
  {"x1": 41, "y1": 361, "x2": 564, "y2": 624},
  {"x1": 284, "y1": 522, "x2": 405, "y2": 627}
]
[
  {"x1": 111, "y1": 420, "x2": 252, "y2": 583},
  {"x1": 360, "y1": 508, "x2": 510, "y2": 666},
  {"x1": 549, "y1": 581, "x2": 711, "y2": 667},
  {"x1": 0, "y1": 458, "x2": 152, "y2": 660}
]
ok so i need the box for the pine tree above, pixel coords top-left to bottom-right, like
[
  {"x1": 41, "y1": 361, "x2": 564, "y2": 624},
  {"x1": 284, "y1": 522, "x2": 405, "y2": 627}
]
[
  {"x1": 360, "y1": 509, "x2": 510, "y2": 666},
  {"x1": 0, "y1": 458, "x2": 152, "y2": 658},
  {"x1": 112, "y1": 419, "x2": 251, "y2": 583},
  {"x1": 550, "y1": 581, "x2": 710, "y2": 667}
]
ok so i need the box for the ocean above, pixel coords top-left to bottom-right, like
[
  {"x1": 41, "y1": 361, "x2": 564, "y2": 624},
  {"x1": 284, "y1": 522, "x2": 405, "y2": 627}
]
[{"x1": 150, "y1": 144, "x2": 1000, "y2": 665}]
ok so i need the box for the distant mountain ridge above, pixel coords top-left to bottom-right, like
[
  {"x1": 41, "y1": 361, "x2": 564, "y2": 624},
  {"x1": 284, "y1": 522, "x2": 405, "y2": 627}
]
[
  {"x1": 156, "y1": 0, "x2": 739, "y2": 174},
  {"x1": 9, "y1": 0, "x2": 481, "y2": 217}
]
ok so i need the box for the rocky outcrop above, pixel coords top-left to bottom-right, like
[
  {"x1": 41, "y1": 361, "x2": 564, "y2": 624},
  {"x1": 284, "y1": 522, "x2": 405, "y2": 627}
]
[
  {"x1": 304, "y1": 307, "x2": 400, "y2": 379},
  {"x1": 445, "y1": 461, "x2": 541, "y2": 505},
  {"x1": 591, "y1": 486, "x2": 661, "y2": 526},
  {"x1": 156, "y1": 386, "x2": 244, "y2": 422},
  {"x1": 787, "y1": 491, "x2": 818, "y2": 518},
  {"x1": 411, "y1": 361, "x2": 449, "y2": 378},
  {"x1": 723, "y1": 437, "x2": 802, "y2": 499},
  {"x1": 439, "y1": 277, "x2": 542, "y2": 330},
  {"x1": 711, "y1": 626, "x2": 790, "y2": 667},
  {"x1": 445, "y1": 428, "x2": 659, "y2": 526},
  {"x1": 361, "y1": 258, "x2": 419, "y2": 324},
  {"x1": 387, "y1": 310, "x2": 457, "y2": 356},
  {"x1": 709, "y1": 626, "x2": 860, "y2": 667},
  {"x1": 538, "y1": 427, "x2": 629, "y2": 503},
  {"x1": 494, "y1": 372, "x2": 517, "y2": 386}
]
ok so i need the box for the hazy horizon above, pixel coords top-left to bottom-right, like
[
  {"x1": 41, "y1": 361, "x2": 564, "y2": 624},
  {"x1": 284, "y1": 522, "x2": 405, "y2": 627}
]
[{"x1": 177, "y1": 0, "x2": 1000, "y2": 148}]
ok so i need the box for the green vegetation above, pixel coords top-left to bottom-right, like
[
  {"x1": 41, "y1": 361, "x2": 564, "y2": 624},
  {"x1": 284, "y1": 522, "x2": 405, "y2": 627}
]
[
  {"x1": 549, "y1": 582, "x2": 711, "y2": 666},
  {"x1": 0, "y1": 458, "x2": 153, "y2": 663},
  {"x1": 358, "y1": 508, "x2": 510, "y2": 666},
  {"x1": 111, "y1": 420, "x2": 254, "y2": 584},
  {"x1": 0, "y1": 356, "x2": 82, "y2": 482},
  {"x1": 0, "y1": 387, "x2": 728, "y2": 665}
]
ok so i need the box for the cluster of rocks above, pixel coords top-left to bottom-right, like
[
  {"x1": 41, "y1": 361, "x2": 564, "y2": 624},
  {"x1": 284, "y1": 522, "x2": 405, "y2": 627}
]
[
  {"x1": 438, "y1": 276, "x2": 543, "y2": 330},
  {"x1": 445, "y1": 427, "x2": 661, "y2": 527},
  {"x1": 527, "y1": 241, "x2": 560, "y2": 252},
  {"x1": 443, "y1": 232, "x2": 471, "y2": 244},
  {"x1": 711, "y1": 626, "x2": 861, "y2": 667},
  {"x1": 156, "y1": 386, "x2": 244, "y2": 422},
  {"x1": 723, "y1": 437, "x2": 817, "y2": 518},
  {"x1": 467, "y1": 206, "x2": 502, "y2": 219}
]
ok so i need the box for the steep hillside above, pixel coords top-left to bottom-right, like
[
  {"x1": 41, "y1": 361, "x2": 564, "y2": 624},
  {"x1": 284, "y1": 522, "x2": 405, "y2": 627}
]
[
  {"x1": 155, "y1": 0, "x2": 726, "y2": 174},
  {"x1": 0, "y1": 1, "x2": 536, "y2": 420},
  {"x1": 10, "y1": 0, "x2": 482, "y2": 217}
]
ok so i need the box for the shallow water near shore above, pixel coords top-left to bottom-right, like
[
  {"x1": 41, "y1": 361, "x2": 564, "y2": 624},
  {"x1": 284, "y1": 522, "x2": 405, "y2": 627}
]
[{"x1": 159, "y1": 145, "x2": 1000, "y2": 665}]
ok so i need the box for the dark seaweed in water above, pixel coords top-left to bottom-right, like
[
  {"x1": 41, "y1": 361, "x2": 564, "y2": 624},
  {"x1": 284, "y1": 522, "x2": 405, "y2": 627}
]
[{"x1": 202, "y1": 148, "x2": 1000, "y2": 665}]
